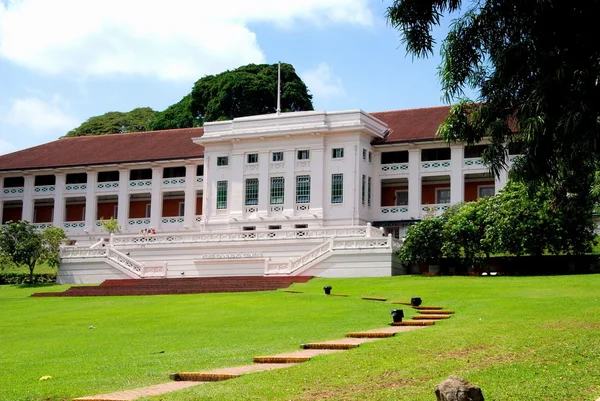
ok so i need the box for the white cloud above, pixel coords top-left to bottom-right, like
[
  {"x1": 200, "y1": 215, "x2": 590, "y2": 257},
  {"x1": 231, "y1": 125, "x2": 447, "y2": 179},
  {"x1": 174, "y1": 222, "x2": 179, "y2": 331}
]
[
  {"x1": 3, "y1": 96, "x2": 78, "y2": 133},
  {"x1": 301, "y1": 62, "x2": 346, "y2": 99},
  {"x1": 0, "y1": 138, "x2": 17, "y2": 155},
  {"x1": 0, "y1": 0, "x2": 373, "y2": 82}
]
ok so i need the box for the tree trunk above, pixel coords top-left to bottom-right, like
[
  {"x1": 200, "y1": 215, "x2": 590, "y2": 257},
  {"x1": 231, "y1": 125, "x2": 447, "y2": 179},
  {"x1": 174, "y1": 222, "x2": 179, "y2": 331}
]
[{"x1": 28, "y1": 263, "x2": 35, "y2": 284}]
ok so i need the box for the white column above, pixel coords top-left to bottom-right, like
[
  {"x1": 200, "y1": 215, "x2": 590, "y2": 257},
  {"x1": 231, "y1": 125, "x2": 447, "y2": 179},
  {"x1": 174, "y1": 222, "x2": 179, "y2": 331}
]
[
  {"x1": 117, "y1": 169, "x2": 130, "y2": 232},
  {"x1": 283, "y1": 150, "x2": 295, "y2": 214},
  {"x1": 202, "y1": 157, "x2": 210, "y2": 222},
  {"x1": 310, "y1": 146, "x2": 325, "y2": 216},
  {"x1": 229, "y1": 152, "x2": 244, "y2": 218},
  {"x1": 183, "y1": 164, "x2": 196, "y2": 228},
  {"x1": 450, "y1": 146, "x2": 464, "y2": 205},
  {"x1": 495, "y1": 153, "x2": 509, "y2": 193},
  {"x1": 373, "y1": 153, "x2": 382, "y2": 221},
  {"x1": 53, "y1": 173, "x2": 66, "y2": 228},
  {"x1": 84, "y1": 171, "x2": 98, "y2": 232},
  {"x1": 257, "y1": 151, "x2": 269, "y2": 215},
  {"x1": 407, "y1": 149, "x2": 421, "y2": 218},
  {"x1": 150, "y1": 167, "x2": 162, "y2": 229},
  {"x1": 22, "y1": 175, "x2": 35, "y2": 222}
]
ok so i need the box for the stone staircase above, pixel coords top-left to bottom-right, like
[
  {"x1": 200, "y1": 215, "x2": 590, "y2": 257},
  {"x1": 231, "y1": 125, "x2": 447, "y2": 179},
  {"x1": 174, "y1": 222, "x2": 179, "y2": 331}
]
[{"x1": 31, "y1": 276, "x2": 312, "y2": 297}]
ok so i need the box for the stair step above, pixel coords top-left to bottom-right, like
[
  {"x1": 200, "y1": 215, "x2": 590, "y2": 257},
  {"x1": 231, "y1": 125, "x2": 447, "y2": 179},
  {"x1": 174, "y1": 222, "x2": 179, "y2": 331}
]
[
  {"x1": 346, "y1": 332, "x2": 395, "y2": 338},
  {"x1": 390, "y1": 321, "x2": 435, "y2": 326},
  {"x1": 361, "y1": 297, "x2": 388, "y2": 301},
  {"x1": 301, "y1": 343, "x2": 359, "y2": 350},
  {"x1": 170, "y1": 372, "x2": 239, "y2": 382},
  {"x1": 413, "y1": 306, "x2": 443, "y2": 310},
  {"x1": 412, "y1": 315, "x2": 451, "y2": 320},
  {"x1": 417, "y1": 310, "x2": 454, "y2": 315},
  {"x1": 253, "y1": 356, "x2": 311, "y2": 363}
]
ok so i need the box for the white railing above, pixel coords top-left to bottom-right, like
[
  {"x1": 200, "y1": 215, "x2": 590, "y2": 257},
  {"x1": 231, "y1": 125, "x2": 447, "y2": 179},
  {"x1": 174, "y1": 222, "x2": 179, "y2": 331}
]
[
  {"x1": 97, "y1": 181, "x2": 119, "y2": 191},
  {"x1": 60, "y1": 247, "x2": 108, "y2": 258},
  {"x1": 196, "y1": 177, "x2": 204, "y2": 184},
  {"x1": 65, "y1": 184, "x2": 87, "y2": 192},
  {"x1": 128, "y1": 218, "x2": 151, "y2": 226},
  {"x1": 381, "y1": 163, "x2": 409, "y2": 173},
  {"x1": 420, "y1": 160, "x2": 451, "y2": 170},
  {"x1": 108, "y1": 225, "x2": 384, "y2": 247},
  {"x1": 106, "y1": 247, "x2": 143, "y2": 274},
  {"x1": 365, "y1": 223, "x2": 384, "y2": 238},
  {"x1": 90, "y1": 238, "x2": 107, "y2": 249},
  {"x1": 161, "y1": 217, "x2": 184, "y2": 224},
  {"x1": 34, "y1": 185, "x2": 55, "y2": 193},
  {"x1": 162, "y1": 178, "x2": 186, "y2": 188},
  {"x1": 265, "y1": 234, "x2": 394, "y2": 275},
  {"x1": 3, "y1": 187, "x2": 24, "y2": 195},
  {"x1": 129, "y1": 179, "x2": 152, "y2": 189},
  {"x1": 32, "y1": 223, "x2": 53, "y2": 230},
  {"x1": 421, "y1": 204, "x2": 450, "y2": 217},
  {"x1": 463, "y1": 157, "x2": 485, "y2": 169},
  {"x1": 64, "y1": 221, "x2": 85, "y2": 229},
  {"x1": 380, "y1": 206, "x2": 409, "y2": 216}
]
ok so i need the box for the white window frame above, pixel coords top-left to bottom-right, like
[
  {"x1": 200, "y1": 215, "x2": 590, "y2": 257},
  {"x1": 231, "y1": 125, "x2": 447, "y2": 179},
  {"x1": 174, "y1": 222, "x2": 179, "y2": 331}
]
[
  {"x1": 478, "y1": 185, "x2": 495, "y2": 198},
  {"x1": 247, "y1": 153, "x2": 258, "y2": 164},
  {"x1": 332, "y1": 148, "x2": 344, "y2": 159},
  {"x1": 114, "y1": 205, "x2": 118, "y2": 218},
  {"x1": 145, "y1": 204, "x2": 151, "y2": 218},
  {"x1": 362, "y1": 149, "x2": 367, "y2": 160},
  {"x1": 436, "y1": 188, "x2": 451, "y2": 204},
  {"x1": 178, "y1": 202, "x2": 185, "y2": 217},
  {"x1": 297, "y1": 149, "x2": 310, "y2": 160},
  {"x1": 395, "y1": 190, "x2": 408, "y2": 206},
  {"x1": 272, "y1": 151, "x2": 284, "y2": 162},
  {"x1": 217, "y1": 156, "x2": 229, "y2": 167}
]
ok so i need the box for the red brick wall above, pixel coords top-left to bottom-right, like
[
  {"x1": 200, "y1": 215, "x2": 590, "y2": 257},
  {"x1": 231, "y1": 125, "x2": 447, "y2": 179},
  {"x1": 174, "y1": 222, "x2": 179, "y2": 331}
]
[
  {"x1": 196, "y1": 197, "x2": 203, "y2": 215},
  {"x1": 422, "y1": 183, "x2": 450, "y2": 205},
  {"x1": 162, "y1": 198, "x2": 184, "y2": 217},
  {"x1": 34, "y1": 205, "x2": 53, "y2": 223},
  {"x1": 381, "y1": 186, "x2": 408, "y2": 206},
  {"x1": 129, "y1": 200, "x2": 151, "y2": 218},
  {"x1": 97, "y1": 202, "x2": 118, "y2": 219},
  {"x1": 66, "y1": 204, "x2": 85, "y2": 221},
  {"x1": 2, "y1": 207, "x2": 22, "y2": 224},
  {"x1": 465, "y1": 181, "x2": 495, "y2": 202}
]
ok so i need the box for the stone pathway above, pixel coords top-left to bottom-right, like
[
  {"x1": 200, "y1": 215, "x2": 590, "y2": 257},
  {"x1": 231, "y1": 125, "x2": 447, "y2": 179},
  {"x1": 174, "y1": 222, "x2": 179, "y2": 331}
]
[{"x1": 73, "y1": 303, "x2": 451, "y2": 401}]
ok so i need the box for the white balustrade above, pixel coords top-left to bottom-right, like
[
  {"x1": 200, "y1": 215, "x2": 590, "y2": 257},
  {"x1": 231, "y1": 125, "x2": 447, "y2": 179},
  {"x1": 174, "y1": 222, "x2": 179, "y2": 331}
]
[
  {"x1": 421, "y1": 203, "x2": 450, "y2": 217},
  {"x1": 32, "y1": 223, "x2": 53, "y2": 230},
  {"x1": 60, "y1": 247, "x2": 108, "y2": 258},
  {"x1": 3, "y1": 187, "x2": 24, "y2": 195},
  {"x1": 65, "y1": 183, "x2": 87, "y2": 192},
  {"x1": 64, "y1": 221, "x2": 85, "y2": 229},
  {"x1": 245, "y1": 206, "x2": 258, "y2": 214},
  {"x1": 420, "y1": 160, "x2": 451, "y2": 171},
  {"x1": 380, "y1": 206, "x2": 409, "y2": 216},
  {"x1": 106, "y1": 247, "x2": 143, "y2": 274},
  {"x1": 463, "y1": 157, "x2": 486, "y2": 169},
  {"x1": 162, "y1": 177, "x2": 186, "y2": 188},
  {"x1": 128, "y1": 218, "x2": 151, "y2": 226},
  {"x1": 296, "y1": 203, "x2": 310, "y2": 211},
  {"x1": 195, "y1": 177, "x2": 204, "y2": 184},
  {"x1": 161, "y1": 217, "x2": 184, "y2": 224},
  {"x1": 33, "y1": 185, "x2": 55, "y2": 194},
  {"x1": 128, "y1": 179, "x2": 152, "y2": 189},
  {"x1": 96, "y1": 181, "x2": 119, "y2": 191},
  {"x1": 380, "y1": 163, "x2": 409, "y2": 173}
]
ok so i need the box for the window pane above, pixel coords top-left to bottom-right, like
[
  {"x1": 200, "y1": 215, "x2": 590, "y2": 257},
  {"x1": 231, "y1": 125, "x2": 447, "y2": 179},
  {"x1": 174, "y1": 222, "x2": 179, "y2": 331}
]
[
  {"x1": 297, "y1": 150, "x2": 310, "y2": 160},
  {"x1": 272, "y1": 152, "x2": 283, "y2": 162},
  {"x1": 296, "y1": 175, "x2": 311, "y2": 203},
  {"x1": 331, "y1": 174, "x2": 343, "y2": 204},
  {"x1": 217, "y1": 181, "x2": 228, "y2": 209},
  {"x1": 270, "y1": 177, "x2": 284, "y2": 204},
  {"x1": 217, "y1": 156, "x2": 228, "y2": 166},
  {"x1": 367, "y1": 177, "x2": 372, "y2": 207},
  {"x1": 332, "y1": 148, "x2": 344, "y2": 158},
  {"x1": 361, "y1": 175, "x2": 365, "y2": 205},
  {"x1": 247, "y1": 153, "x2": 258, "y2": 164},
  {"x1": 478, "y1": 186, "x2": 495, "y2": 198},
  {"x1": 396, "y1": 191, "x2": 408, "y2": 206},
  {"x1": 245, "y1": 178, "x2": 259, "y2": 205},
  {"x1": 436, "y1": 188, "x2": 451, "y2": 204}
]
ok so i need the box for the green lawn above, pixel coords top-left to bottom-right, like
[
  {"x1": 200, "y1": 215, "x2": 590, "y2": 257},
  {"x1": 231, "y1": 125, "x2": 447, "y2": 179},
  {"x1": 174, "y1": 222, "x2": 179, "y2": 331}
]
[{"x1": 2, "y1": 276, "x2": 600, "y2": 401}]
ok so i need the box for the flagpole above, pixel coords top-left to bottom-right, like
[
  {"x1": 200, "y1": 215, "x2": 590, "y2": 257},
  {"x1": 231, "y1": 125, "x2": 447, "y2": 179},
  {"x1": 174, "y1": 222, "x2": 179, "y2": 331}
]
[{"x1": 276, "y1": 62, "x2": 281, "y2": 116}]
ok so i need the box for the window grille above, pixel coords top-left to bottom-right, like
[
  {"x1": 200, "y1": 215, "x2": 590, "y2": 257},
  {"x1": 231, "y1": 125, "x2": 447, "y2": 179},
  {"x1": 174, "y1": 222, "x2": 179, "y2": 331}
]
[
  {"x1": 296, "y1": 175, "x2": 311, "y2": 203},
  {"x1": 331, "y1": 174, "x2": 343, "y2": 204},
  {"x1": 217, "y1": 181, "x2": 228, "y2": 209},
  {"x1": 245, "y1": 178, "x2": 259, "y2": 205},
  {"x1": 270, "y1": 177, "x2": 284, "y2": 205}
]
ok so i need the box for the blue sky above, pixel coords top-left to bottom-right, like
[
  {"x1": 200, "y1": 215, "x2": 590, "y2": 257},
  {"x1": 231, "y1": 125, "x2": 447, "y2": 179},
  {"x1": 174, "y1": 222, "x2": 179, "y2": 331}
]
[{"x1": 0, "y1": 0, "x2": 461, "y2": 155}]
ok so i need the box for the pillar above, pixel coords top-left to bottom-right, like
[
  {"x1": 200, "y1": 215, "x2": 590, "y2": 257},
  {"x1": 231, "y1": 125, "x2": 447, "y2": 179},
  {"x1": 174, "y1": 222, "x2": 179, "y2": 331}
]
[
  {"x1": 22, "y1": 175, "x2": 34, "y2": 222},
  {"x1": 407, "y1": 149, "x2": 421, "y2": 218},
  {"x1": 283, "y1": 150, "x2": 295, "y2": 214},
  {"x1": 52, "y1": 173, "x2": 66, "y2": 228},
  {"x1": 84, "y1": 171, "x2": 98, "y2": 232},
  {"x1": 450, "y1": 146, "x2": 464, "y2": 205},
  {"x1": 183, "y1": 164, "x2": 196, "y2": 228},
  {"x1": 150, "y1": 167, "x2": 162, "y2": 229},
  {"x1": 257, "y1": 150, "x2": 269, "y2": 215}
]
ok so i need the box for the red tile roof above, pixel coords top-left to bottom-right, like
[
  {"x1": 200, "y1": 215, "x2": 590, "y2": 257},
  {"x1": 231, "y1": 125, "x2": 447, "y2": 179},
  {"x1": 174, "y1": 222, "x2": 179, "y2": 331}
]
[
  {"x1": 0, "y1": 128, "x2": 205, "y2": 172},
  {"x1": 0, "y1": 106, "x2": 451, "y2": 172},
  {"x1": 371, "y1": 105, "x2": 450, "y2": 143}
]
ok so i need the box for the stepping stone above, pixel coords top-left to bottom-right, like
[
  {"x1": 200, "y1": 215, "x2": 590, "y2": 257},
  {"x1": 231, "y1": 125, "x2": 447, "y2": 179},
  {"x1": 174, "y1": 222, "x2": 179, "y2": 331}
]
[
  {"x1": 301, "y1": 337, "x2": 379, "y2": 350},
  {"x1": 391, "y1": 320, "x2": 435, "y2": 326},
  {"x1": 73, "y1": 381, "x2": 205, "y2": 401},
  {"x1": 412, "y1": 314, "x2": 451, "y2": 320},
  {"x1": 346, "y1": 325, "x2": 428, "y2": 338},
  {"x1": 254, "y1": 349, "x2": 344, "y2": 363},
  {"x1": 417, "y1": 310, "x2": 454, "y2": 315},
  {"x1": 328, "y1": 294, "x2": 348, "y2": 297},
  {"x1": 361, "y1": 296, "x2": 388, "y2": 301},
  {"x1": 172, "y1": 363, "x2": 296, "y2": 381},
  {"x1": 284, "y1": 290, "x2": 303, "y2": 293},
  {"x1": 390, "y1": 301, "x2": 413, "y2": 305},
  {"x1": 413, "y1": 306, "x2": 443, "y2": 310}
]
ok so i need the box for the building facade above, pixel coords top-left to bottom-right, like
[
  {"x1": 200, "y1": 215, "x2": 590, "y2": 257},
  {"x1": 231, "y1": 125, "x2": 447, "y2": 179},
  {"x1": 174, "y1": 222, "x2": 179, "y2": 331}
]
[{"x1": 0, "y1": 106, "x2": 513, "y2": 282}]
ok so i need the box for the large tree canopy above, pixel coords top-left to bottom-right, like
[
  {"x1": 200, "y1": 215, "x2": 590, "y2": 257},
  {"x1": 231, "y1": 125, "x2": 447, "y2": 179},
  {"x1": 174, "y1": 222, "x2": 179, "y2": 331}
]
[
  {"x1": 149, "y1": 94, "x2": 201, "y2": 131},
  {"x1": 191, "y1": 63, "x2": 314, "y2": 123},
  {"x1": 65, "y1": 107, "x2": 158, "y2": 137},
  {"x1": 387, "y1": 1, "x2": 600, "y2": 218}
]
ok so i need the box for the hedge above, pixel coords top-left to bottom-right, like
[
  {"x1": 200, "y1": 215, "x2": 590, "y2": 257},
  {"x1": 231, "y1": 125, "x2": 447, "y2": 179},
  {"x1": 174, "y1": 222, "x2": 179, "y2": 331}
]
[{"x1": 0, "y1": 272, "x2": 57, "y2": 285}]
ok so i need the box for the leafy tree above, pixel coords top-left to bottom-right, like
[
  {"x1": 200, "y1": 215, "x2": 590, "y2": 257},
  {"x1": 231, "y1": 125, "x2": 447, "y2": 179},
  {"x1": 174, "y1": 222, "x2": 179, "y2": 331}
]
[
  {"x1": 441, "y1": 200, "x2": 493, "y2": 269},
  {"x1": 397, "y1": 216, "x2": 444, "y2": 266},
  {"x1": 191, "y1": 63, "x2": 313, "y2": 123},
  {"x1": 99, "y1": 217, "x2": 121, "y2": 235},
  {"x1": 149, "y1": 94, "x2": 202, "y2": 131},
  {"x1": 65, "y1": 107, "x2": 158, "y2": 137},
  {"x1": 0, "y1": 222, "x2": 67, "y2": 283},
  {"x1": 386, "y1": 1, "x2": 599, "y2": 247}
]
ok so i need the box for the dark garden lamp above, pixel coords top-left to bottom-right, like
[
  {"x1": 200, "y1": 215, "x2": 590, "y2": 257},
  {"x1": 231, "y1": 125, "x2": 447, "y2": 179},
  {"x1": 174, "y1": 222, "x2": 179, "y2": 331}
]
[
  {"x1": 390, "y1": 309, "x2": 404, "y2": 323},
  {"x1": 411, "y1": 297, "x2": 422, "y2": 307},
  {"x1": 323, "y1": 286, "x2": 332, "y2": 295}
]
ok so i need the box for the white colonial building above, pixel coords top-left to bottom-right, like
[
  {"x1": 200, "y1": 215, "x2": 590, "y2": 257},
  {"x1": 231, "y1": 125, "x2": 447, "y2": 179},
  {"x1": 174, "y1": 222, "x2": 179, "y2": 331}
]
[{"x1": 0, "y1": 106, "x2": 513, "y2": 283}]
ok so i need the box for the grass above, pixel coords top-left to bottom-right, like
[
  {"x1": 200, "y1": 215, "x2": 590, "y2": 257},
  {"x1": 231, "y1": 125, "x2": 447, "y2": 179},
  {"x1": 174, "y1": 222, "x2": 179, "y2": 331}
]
[
  {"x1": 1, "y1": 261, "x2": 55, "y2": 275},
  {"x1": 1, "y1": 276, "x2": 599, "y2": 401}
]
